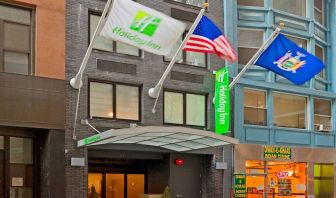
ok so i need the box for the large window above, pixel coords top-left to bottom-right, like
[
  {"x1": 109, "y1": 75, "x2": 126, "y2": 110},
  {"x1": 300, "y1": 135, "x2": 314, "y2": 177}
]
[
  {"x1": 273, "y1": 93, "x2": 307, "y2": 129},
  {"x1": 0, "y1": 4, "x2": 32, "y2": 75},
  {"x1": 89, "y1": 13, "x2": 140, "y2": 56},
  {"x1": 314, "y1": 164, "x2": 334, "y2": 198},
  {"x1": 244, "y1": 88, "x2": 267, "y2": 126},
  {"x1": 237, "y1": 0, "x2": 264, "y2": 7},
  {"x1": 315, "y1": 45, "x2": 326, "y2": 79},
  {"x1": 238, "y1": 28, "x2": 264, "y2": 65},
  {"x1": 164, "y1": 91, "x2": 206, "y2": 127},
  {"x1": 314, "y1": 98, "x2": 331, "y2": 132},
  {"x1": 89, "y1": 81, "x2": 141, "y2": 121},
  {"x1": 165, "y1": 35, "x2": 207, "y2": 68},
  {"x1": 314, "y1": 0, "x2": 324, "y2": 25},
  {"x1": 273, "y1": 0, "x2": 306, "y2": 17},
  {"x1": 246, "y1": 160, "x2": 307, "y2": 197},
  {"x1": 171, "y1": 0, "x2": 206, "y2": 7}
]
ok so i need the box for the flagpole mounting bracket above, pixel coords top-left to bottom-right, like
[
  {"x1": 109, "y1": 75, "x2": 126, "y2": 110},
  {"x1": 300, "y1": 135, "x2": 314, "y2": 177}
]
[
  {"x1": 70, "y1": 76, "x2": 83, "y2": 89},
  {"x1": 148, "y1": 85, "x2": 161, "y2": 99}
]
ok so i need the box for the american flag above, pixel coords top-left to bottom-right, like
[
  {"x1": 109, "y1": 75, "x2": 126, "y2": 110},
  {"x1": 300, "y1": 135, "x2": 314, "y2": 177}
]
[{"x1": 183, "y1": 15, "x2": 237, "y2": 63}]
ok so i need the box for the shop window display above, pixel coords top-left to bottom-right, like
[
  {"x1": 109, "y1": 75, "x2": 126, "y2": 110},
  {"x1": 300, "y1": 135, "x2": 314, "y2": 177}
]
[{"x1": 245, "y1": 160, "x2": 307, "y2": 198}]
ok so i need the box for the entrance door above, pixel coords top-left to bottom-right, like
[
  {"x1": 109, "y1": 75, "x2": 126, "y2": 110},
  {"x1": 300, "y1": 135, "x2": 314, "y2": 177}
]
[{"x1": 88, "y1": 173, "x2": 145, "y2": 198}]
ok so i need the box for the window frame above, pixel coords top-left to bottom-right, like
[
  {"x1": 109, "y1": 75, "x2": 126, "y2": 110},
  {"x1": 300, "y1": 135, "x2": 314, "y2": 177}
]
[
  {"x1": 315, "y1": 44, "x2": 326, "y2": 80},
  {"x1": 273, "y1": 0, "x2": 307, "y2": 17},
  {"x1": 313, "y1": 98, "x2": 332, "y2": 132},
  {"x1": 163, "y1": 32, "x2": 208, "y2": 68},
  {"x1": 0, "y1": 3, "x2": 34, "y2": 75},
  {"x1": 166, "y1": 0, "x2": 208, "y2": 8},
  {"x1": 237, "y1": 0, "x2": 264, "y2": 7},
  {"x1": 237, "y1": 28, "x2": 265, "y2": 66},
  {"x1": 314, "y1": 0, "x2": 325, "y2": 26},
  {"x1": 88, "y1": 79, "x2": 142, "y2": 122},
  {"x1": 88, "y1": 11, "x2": 142, "y2": 57},
  {"x1": 243, "y1": 88, "x2": 267, "y2": 126},
  {"x1": 285, "y1": 34, "x2": 308, "y2": 50},
  {"x1": 163, "y1": 89, "x2": 207, "y2": 128},
  {"x1": 273, "y1": 92, "x2": 308, "y2": 129}
]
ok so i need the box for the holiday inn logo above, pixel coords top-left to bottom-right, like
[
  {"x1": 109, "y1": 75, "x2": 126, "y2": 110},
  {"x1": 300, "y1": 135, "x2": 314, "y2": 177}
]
[{"x1": 130, "y1": 10, "x2": 161, "y2": 37}]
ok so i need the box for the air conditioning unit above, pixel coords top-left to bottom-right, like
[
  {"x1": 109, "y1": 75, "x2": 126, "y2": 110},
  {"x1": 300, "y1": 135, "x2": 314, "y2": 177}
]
[{"x1": 316, "y1": 124, "x2": 332, "y2": 132}]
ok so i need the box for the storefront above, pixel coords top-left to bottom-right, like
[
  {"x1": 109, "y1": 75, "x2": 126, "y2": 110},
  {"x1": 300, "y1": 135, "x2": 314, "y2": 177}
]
[{"x1": 234, "y1": 144, "x2": 335, "y2": 198}]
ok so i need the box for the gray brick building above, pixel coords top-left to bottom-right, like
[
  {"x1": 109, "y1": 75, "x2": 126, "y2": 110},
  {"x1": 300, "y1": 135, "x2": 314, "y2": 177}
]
[{"x1": 66, "y1": 0, "x2": 237, "y2": 198}]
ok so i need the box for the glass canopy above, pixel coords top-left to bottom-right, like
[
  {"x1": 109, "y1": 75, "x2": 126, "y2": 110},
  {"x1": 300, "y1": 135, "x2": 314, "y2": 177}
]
[{"x1": 78, "y1": 126, "x2": 239, "y2": 152}]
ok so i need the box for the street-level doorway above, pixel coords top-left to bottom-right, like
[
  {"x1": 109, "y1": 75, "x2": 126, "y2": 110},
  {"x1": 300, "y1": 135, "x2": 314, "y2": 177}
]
[
  {"x1": 0, "y1": 135, "x2": 34, "y2": 198},
  {"x1": 88, "y1": 173, "x2": 145, "y2": 198},
  {"x1": 88, "y1": 159, "x2": 147, "y2": 198}
]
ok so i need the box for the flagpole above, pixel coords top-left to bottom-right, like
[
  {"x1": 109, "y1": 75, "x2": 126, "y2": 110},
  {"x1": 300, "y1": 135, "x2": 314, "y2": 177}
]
[
  {"x1": 71, "y1": 0, "x2": 113, "y2": 140},
  {"x1": 149, "y1": 3, "x2": 208, "y2": 113},
  {"x1": 229, "y1": 23, "x2": 285, "y2": 90},
  {"x1": 70, "y1": 0, "x2": 114, "y2": 89}
]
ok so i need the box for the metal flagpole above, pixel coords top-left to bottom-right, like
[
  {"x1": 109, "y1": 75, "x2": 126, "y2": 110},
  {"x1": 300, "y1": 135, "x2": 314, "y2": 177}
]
[
  {"x1": 149, "y1": 3, "x2": 209, "y2": 113},
  {"x1": 71, "y1": 0, "x2": 114, "y2": 140},
  {"x1": 70, "y1": 0, "x2": 114, "y2": 89},
  {"x1": 228, "y1": 23, "x2": 285, "y2": 90}
]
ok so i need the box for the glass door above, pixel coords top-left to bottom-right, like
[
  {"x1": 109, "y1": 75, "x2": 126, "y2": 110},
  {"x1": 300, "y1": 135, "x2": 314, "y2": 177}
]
[
  {"x1": 0, "y1": 136, "x2": 4, "y2": 197},
  {"x1": 106, "y1": 174, "x2": 124, "y2": 198},
  {"x1": 88, "y1": 173, "x2": 103, "y2": 198},
  {"x1": 127, "y1": 174, "x2": 144, "y2": 198},
  {"x1": 246, "y1": 175, "x2": 266, "y2": 198},
  {"x1": 89, "y1": 173, "x2": 145, "y2": 198},
  {"x1": 9, "y1": 137, "x2": 34, "y2": 198}
]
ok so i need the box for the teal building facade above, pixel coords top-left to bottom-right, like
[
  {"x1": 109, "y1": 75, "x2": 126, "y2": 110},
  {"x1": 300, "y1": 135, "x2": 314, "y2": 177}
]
[{"x1": 226, "y1": 0, "x2": 336, "y2": 197}]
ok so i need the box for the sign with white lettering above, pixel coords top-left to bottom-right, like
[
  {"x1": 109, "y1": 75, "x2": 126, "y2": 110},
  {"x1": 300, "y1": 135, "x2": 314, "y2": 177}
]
[
  {"x1": 234, "y1": 174, "x2": 246, "y2": 198},
  {"x1": 215, "y1": 67, "x2": 230, "y2": 134}
]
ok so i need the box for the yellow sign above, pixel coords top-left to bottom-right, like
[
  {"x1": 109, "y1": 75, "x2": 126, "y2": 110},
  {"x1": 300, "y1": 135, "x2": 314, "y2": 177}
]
[{"x1": 264, "y1": 146, "x2": 291, "y2": 160}]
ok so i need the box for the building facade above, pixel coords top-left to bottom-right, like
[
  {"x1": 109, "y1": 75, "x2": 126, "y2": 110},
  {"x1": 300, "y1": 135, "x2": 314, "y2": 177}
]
[
  {"x1": 228, "y1": 0, "x2": 336, "y2": 197},
  {"x1": 65, "y1": 0, "x2": 236, "y2": 198},
  {"x1": 0, "y1": 0, "x2": 65, "y2": 197}
]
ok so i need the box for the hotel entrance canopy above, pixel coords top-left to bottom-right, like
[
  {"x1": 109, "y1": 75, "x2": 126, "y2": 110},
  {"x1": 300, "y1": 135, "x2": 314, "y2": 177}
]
[{"x1": 78, "y1": 126, "x2": 239, "y2": 152}]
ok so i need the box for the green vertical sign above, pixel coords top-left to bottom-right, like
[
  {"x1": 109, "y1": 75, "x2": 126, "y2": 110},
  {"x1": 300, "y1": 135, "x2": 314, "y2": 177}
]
[
  {"x1": 234, "y1": 174, "x2": 246, "y2": 198},
  {"x1": 215, "y1": 67, "x2": 230, "y2": 134}
]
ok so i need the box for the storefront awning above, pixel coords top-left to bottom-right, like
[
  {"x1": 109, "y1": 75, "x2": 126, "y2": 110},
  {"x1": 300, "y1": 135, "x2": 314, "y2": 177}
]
[{"x1": 78, "y1": 126, "x2": 239, "y2": 152}]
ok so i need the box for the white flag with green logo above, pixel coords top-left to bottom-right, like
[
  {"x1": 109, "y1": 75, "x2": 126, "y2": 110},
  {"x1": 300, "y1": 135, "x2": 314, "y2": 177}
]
[{"x1": 100, "y1": 0, "x2": 186, "y2": 56}]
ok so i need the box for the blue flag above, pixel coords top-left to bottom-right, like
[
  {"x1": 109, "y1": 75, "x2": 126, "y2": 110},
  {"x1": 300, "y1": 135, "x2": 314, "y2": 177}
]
[{"x1": 255, "y1": 34, "x2": 324, "y2": 85}]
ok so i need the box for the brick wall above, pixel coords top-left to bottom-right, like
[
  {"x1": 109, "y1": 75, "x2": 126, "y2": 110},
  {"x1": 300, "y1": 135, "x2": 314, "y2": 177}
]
[{"x1": 65, "y1": 0, "x2": 228, "y2": 197}]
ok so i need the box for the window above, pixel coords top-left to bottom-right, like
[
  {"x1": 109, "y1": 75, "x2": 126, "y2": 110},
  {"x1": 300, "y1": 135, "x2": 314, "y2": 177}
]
[
  {"x1": 237, "y1": 0, "x2": 264, "y2": 7},
  {"x1": 89, "y1": 81, "x2": 141, "y2": 121},
  {"x1": 171, "y1": 0, "x2": 206, "y2": 7},
  {"x1": 315, "y1": 45, "x2": 326, "y2": 79},
  {"x1": 273, "y1": 0, "x2": 306, "y2": 17},
  {"x1": 273, "y1": 93, "x2": 307, "y2": 129},
  {"x1": 287, "y1": 35, "x2": 308, "y2": 50},
  {"x1": 0, "y1": 4, "x2": 32, "y2": 75},
  {"x1": 165, "y1": 35, "x2": 207, "y2": 68},
  {"x1": 164, "y1": 91, "x2": 206, "y2": 127},
  {"x1": 238, "y1": 29, "x2": 264, "y2": 65},
  {"x1": 314, "y1": 164, "x2": 334, "y2": 198},
  {"x1": 9, "y1": 137, "x2": 34, "y2": 198},
  {"x1": 314, "y1": 0, "x2": 324, "y2": 25},
  {"x1": 244, "y1": 88, "x2": 267, "y2": 126},
  {"x1": 314, "y1": 99, "x2": 331, "y2": 132},
  {"x1": 89, "y1": 13, "x2": 140, "y2": 56}
]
